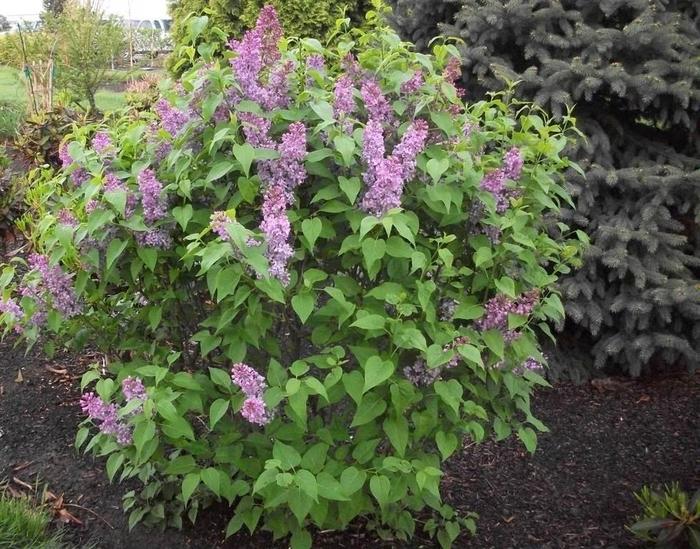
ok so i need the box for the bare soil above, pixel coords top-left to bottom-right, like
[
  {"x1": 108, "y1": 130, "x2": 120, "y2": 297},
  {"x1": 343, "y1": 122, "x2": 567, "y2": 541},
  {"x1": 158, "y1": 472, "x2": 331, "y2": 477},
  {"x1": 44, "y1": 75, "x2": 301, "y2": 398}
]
[{"x1": 0, "y1": 339, "x2": 697, "y2": 548}]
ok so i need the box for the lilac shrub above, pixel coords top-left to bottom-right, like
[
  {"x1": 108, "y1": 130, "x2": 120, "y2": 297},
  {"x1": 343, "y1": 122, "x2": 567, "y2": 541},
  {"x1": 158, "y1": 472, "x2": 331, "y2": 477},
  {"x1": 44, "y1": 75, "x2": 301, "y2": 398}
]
[{"x1": 0, "y1": 6, "x2": 585, "y2": 549}]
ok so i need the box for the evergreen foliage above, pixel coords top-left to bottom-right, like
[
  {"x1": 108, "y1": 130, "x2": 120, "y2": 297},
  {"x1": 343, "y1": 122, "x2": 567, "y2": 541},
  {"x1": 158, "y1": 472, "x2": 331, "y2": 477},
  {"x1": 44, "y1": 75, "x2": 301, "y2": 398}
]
[
  {"x1": 167, "y1": 0, "x2": 374, "y2": 74},
  {"x1": 387, "y1": 0, "x2": 700, "y2": 377}
]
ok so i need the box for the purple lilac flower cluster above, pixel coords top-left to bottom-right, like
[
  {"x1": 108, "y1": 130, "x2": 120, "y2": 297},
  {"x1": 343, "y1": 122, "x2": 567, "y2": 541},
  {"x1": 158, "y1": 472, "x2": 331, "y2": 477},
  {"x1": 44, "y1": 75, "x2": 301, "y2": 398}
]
[
  {"x1": 59, "y1": 142, "x2": 89, "y2": 186},
  {"x1": 91, "y1": 132, "x2": 113, "y2": 155},
  {"x1": 513, "y1": 357, "x2": 544, "y2": 375},
  {"x1": 136, "y1": 229, "x2": 172, "y2": 249},
  {"x1": 80, "y1": 393, "x2": 132, "y2": 445},
  {"x1": 403, "y1": 358, "x2": 441, "y2": 386},
  {"x1": 121, "y1": 376, "x2": 147, "y2": 413},
  {"x1": 401, "y1": 70, "x2": 424, "y2": 95},
  {"x1": 360, "y1": 119, "x2": 429, "y2": 216},
  {"x1": 306, "y1": 54, "x2": 325, "y2": 72},
  {"x1": 404, "y1": 336, "x2": 469, "y2": 386},
  {"x1": 475, "y1": 290, "x2": 539, "y2": 341},
  {"x1": 138, "y1": 168, "x2": 167, "y2": 224},
  {"x1": 210, "y1": 211, "x2": 232, "y2": 240},
  {"x1": 154, "y1": 98, "x2": 191, "y2": 136},
  {"x1": 57, "y1": 209, "x2": 78, "y2": 227},
  {"x1": 439, "y1": 298, "x2": 458, "y2": 321},
  {"x1": 443, "y1": 57, "x2": 466, "y2": 99},
  {"x1": 103, "y1": 173, "x2": 137, "y2": 218},
  {"x1": 230, "y1": 363, "x2": 269, "y2": 426},
  {"x1": 85, "y1": 200, "x2": 100, "y2": 214},
  {"x1": 0, "y1": 298, "x2": 23, "y2": 333},
  {"x1": 228, "y1": 5, "x2": 290, "y2": 110},
  {"x1": 251, "y1": 121, "x2": 307, "y2": 284},
  {"x1": 361, "y1": 81, "x2": 393, "y2": 125},
  {"x1": 341, "y1": 54, "x2": 363, "y2": 81},
  {"x1": 333, "y1": 75, "x2": 355, "y2": 119},
  {"x1": 480, "y1": 147, "x2": 524, "y2": 213},
  {"x1": 22, "y1": 253, "x2": 81, "y2": 319}
]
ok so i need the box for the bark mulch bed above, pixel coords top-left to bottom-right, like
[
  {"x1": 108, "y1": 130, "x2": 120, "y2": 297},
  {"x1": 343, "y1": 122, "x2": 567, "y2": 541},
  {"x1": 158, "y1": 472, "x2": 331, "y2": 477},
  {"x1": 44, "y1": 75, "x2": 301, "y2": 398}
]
[{"x1": 0, "y1": 339, "x2": 697, "y2": 548}]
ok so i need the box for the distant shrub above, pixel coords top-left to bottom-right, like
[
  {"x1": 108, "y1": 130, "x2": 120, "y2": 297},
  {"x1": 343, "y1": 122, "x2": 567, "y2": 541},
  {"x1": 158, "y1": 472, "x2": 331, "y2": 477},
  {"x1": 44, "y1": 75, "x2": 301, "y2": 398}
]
[
  {"x1": 124, "y1": 72, "x2": 162, "y2": 111},
  {"x1": 13, "y1": 107, "x2": 95, "y2": 167}
]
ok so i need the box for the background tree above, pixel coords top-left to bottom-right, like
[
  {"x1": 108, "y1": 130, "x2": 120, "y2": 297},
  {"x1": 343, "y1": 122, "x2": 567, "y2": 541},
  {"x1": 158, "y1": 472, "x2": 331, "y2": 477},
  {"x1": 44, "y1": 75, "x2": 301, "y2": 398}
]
[
  {"x1": 387, "y1": 0, "x2": 700, "y2": 378},
  {"x1": 49, "y1": 3, "x2": 126, "y2": 112},
  {"x1": 0, "y1": 15, "x2": 11, "y2": 31},
  {"x1": 43, "y1": 0, "x2": 66, "y2": 15}
]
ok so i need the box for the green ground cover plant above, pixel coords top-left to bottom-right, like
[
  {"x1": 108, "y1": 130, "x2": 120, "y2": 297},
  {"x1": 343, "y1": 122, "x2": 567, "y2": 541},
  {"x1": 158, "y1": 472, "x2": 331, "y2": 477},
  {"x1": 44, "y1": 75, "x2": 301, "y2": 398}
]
[
  {"x1": 0, "y1": 6, "x2": 584, "y2": 548},
  {"x1": 0, "y1": 493, "x2": 66, "y2": 548}
]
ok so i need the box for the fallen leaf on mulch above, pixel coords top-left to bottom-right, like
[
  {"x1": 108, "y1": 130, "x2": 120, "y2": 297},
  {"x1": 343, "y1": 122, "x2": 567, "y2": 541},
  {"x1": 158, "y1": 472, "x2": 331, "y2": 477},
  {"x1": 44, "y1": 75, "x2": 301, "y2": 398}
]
[{"x1": 45, "y1": 491, "x2": 83, "y2": 525}]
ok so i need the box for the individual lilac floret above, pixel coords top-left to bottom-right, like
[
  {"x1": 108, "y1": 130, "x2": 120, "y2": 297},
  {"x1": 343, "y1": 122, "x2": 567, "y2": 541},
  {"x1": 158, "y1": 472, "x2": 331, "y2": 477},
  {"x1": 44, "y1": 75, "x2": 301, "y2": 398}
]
[
  {"x1": 401, "y1": 70, "x2": 424, "y2": 94},
  {"x1": 240, "y1": 396, "x2": 269, "y2": 426},
  {"x1": 231, "y1": 362, "x2": 266, "y2": 397},
  {"x1": 210, "y1": 211, "x2": 232, "y2": 240},
  {"x1": 91, "y1": 131, "x2": 112, "y2": 155},
  {"x1": 27, "y1": 253, "x2": 81, "y2": 318},
  {"x1": 475, "y1": 290, "x2": 540, "y2": 339},
  {"x1": 136, "y1": 229, "x2": 172, "y2": 249},
  {"x1": 361, "y1": 80, "x2": 393, "y2": 124},
  {"x1": 138, "y1": 168, "x2": 167, "y2": 224},
  {"x1": 154, "y1": 98, "x2": 191, "y2": 136}
]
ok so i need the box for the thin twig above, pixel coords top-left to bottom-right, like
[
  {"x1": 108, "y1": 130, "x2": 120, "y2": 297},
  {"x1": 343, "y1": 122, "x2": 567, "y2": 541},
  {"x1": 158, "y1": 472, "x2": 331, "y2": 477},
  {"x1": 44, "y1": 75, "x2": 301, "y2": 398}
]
[{"x1": 63, "y1": 503, "x2": 115, "y2": 529}]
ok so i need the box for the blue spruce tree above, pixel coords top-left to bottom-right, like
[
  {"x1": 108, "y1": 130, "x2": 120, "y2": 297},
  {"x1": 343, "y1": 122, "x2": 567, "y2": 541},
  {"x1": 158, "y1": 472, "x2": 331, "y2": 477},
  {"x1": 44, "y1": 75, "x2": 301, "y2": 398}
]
[{"x1": 388, "y1": 0, "x2": 700, "y2": 377}]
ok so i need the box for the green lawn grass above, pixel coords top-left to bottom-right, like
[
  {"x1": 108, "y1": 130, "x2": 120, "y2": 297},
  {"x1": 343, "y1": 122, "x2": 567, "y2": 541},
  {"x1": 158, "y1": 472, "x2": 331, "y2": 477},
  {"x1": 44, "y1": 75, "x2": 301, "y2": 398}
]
[
  {"x1": 0, "y1": 65, "x2": 26, "y2": 104},
  {"x1": 0, "y1": 65, "x2": 127, "y2": 114}
]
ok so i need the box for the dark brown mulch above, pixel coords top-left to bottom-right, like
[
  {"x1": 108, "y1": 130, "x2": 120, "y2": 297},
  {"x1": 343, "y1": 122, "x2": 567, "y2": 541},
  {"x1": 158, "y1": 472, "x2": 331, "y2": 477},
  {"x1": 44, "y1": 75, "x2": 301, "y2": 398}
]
[{"x1": 0, "y1": 337, "x2": 697, "y2": 548}]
